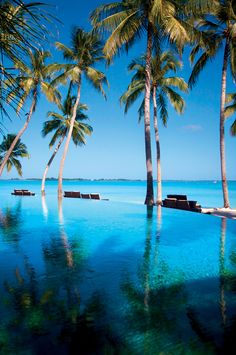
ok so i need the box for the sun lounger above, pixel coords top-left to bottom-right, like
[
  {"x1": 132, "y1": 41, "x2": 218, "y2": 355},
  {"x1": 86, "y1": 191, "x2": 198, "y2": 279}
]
[
  {"x1": 167, "y1": 194, "x2": 187, "y2": 200},
  {"x1": 81, "y1": 193, "x2": 91, "y2": 199},
  {"x1": 63, "y1": 191, "x2": 106, "y2": 201},
  {"x1": 176, "y1": 200, "x2": 190, "y2": 210},
  {"x1": 162, "y1": 195, "x2": 202, "y2": 213},
  {"x1": 64, "y1": 191, "x2": 81, "y2": 198},
  {"x1": 163, "y1": 198, "x2": 177, "y2": 208},
  {"x1": 90, "y1": 193, "x2": 101, "y2": 200},
  {"x1": 11, "y1": 189, "x2": 35, "y2": 196}
]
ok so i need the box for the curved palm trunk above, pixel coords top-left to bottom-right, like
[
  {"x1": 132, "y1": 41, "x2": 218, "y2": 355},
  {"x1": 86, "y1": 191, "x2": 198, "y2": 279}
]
[
  {"x1": 153, "y1": 87, "x2": 162, "y2": 205},
  {"x1": 58, "y1": 83, "x2": 81, "y2": 198},
  {"x1": 144, "y1": 22, "x2": 154, "y2": 206},
  {"x1": 0, "y1": 90, "x2": 36, "y2": 177},
  {"x1": 41, "y1": 135, "x2": 65, "y2": 196},
  {"x1": 220, "y1": 39, "x2": 230, "y2": 208}
]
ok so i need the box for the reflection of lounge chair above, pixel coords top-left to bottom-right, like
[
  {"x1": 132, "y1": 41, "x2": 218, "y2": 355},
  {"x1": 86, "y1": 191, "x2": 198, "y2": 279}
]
[
  {"x1": 81, "y1": 193, "x2": 91, "y2": 199},
  {"x1": 90, "y1": 193, "x2": 100, "y2": 200},
  {"x1": 64, "y1": 191, "x2": 81, "y2": 198},
  {"x1": 11, "y1": 189, "x2": 35, "y2": 196},
  {"x1": 162, "y1": 194, "x2": 201, "y2": 213}
]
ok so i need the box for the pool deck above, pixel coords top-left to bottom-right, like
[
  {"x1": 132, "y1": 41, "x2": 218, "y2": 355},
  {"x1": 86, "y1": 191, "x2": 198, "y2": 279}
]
[{"x1": 202, "y1": 207, "x2": 236, "y2": 219}]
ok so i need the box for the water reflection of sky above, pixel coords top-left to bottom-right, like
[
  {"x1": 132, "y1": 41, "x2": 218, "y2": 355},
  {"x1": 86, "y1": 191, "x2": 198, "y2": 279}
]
[{"x1": 0, "y1": 194, "x2": 236, "y2": 353}]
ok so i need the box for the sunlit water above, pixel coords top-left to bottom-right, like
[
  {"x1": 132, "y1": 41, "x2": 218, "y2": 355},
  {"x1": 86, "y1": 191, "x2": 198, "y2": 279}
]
[
  {"x1": 1, "y1": 179, "x2": 236, "y2": 207},
  {"x1": 0, "y1": 181, "x2": 236, "y2": 354}
]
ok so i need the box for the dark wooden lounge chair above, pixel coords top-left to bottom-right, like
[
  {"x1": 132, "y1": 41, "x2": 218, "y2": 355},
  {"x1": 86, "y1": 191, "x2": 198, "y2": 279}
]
[
  {"x1": 90, "y1": 193, "x2": 100, "y2": 200},
  {"x1": 81, "y1": 193, "x2": 91, "y2": 199},
  {"x1": 167, "y1": 194, "x2": 187, "y2": 200},
  {"x1": 64, "y1": 191, "x2": 81, "y2": 198},
  {"x1": 11, "y1": 189, "x2": 35, "y2": 196},
  {"x1": 162, "y1": 195, "x2": 202, "y2": 213},
  {"x1": 176, "y1": 200, "x2": 190, "y2": 210},
  {"x1": 162, "y1": 198, "x2": 177, "y2": 208}
]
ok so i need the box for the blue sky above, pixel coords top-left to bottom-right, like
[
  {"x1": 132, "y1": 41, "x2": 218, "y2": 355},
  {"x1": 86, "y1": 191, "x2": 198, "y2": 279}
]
[{"x1": 2, "y1": 0, "x2": 236, "y2": 180}]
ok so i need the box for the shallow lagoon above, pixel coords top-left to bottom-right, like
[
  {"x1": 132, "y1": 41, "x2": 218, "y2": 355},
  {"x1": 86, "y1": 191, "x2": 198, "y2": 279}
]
[
  {"x1": 0, "y1": 187, "x2": 236, "y2": 354},
  {"x1": 1, "y1": 179, "x2": 236, "y2": 207}
]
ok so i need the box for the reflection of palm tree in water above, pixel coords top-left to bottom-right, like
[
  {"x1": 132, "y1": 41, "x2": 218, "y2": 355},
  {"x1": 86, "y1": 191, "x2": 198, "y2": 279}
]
[
  {"x1": 0, "y1": 200, "x2": 22, "y2": 245},
  {"x1": 58, "y1": 198, "x2": 74, "y2": 268},
  {"x1": 220, "y1": 218, "x2": 227, "y2": 326},
  {"x1": 41, "y1": 195, "x2": 48, "y2": 220},
  {"x1": 153, "y1": 205, "x2": 162, "y2": 268},
  {"x1": 143, "y1": 206, "x2": 153, "y2": 310}
]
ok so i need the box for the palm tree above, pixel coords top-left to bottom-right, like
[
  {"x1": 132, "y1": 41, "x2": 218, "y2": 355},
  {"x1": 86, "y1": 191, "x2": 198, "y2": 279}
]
[
  {"x1": 0, "y1": 49, "x2": 61, "y2": 177},
  {"x1": 0, "y1": 1, "x2": 56, "y2": 117},
  {"x1": 120, "y1": 51, "x2": 187, "y2": 205},
  {"x1": 51, "y1": 27, "x2": 107, "y2": 198},
  {"x1": 41, "y1": 94, "x2": 93, "y2": 195},
  {"x1": 188, "y1": 0, "x2": 236, "y2": 208},
  {"x1": 91, "y1": 0, "x2": 190, "y2": 205},
  {"x1": 0, "y1": 134, "x2": 29, "y2": 176}
]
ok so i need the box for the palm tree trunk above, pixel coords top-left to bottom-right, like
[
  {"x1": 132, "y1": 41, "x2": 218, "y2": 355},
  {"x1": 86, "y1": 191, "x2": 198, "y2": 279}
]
[
  {"x1": 58, "y1": 83, "x2": 81, "y2": 198},
  {"x1": 153, "y1": 87, "x2": 162, "y2": 205},
  {"x1": 220, "y1": 38, "x2": 230, "y2": 208},
  {"x1": 144, "y1": 22, "x2": 154, "y2": 206},
  {"x1": 41, "y1": 135, "x2": 65, "y2": 196},
  {"x1": 0, "y1": 90, "x2": 36, "y2": 177}
]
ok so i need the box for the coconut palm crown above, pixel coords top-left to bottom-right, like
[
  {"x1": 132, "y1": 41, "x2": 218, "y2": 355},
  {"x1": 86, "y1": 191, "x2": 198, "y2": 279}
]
[
  {"x1": 43, "y1": 100, "x2": 92, "y2": 148},
  {"x1": 41, "y1": 93, "x2": 93, "y2": 195},
  {"x1": 0, "y1": 49, "x2": 61, "y2": 178},
  {"x1": 0, "y1": 134, "x2": 29, "y2": 176}
]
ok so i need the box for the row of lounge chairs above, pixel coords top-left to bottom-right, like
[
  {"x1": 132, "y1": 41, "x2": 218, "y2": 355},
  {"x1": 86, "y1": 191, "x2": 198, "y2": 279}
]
[
  {"x1": 64, "y1": 191, "x2": 104, "y2": 200},
  {"x1": 162, "y1": 194, "x2": 202, "y2": 212},
  {"x1": 11, "y1": 189, "x2": 105, "y2": 200},
  {"x1": 11, "y1": 189, "x2": 35, "y2": 196}
]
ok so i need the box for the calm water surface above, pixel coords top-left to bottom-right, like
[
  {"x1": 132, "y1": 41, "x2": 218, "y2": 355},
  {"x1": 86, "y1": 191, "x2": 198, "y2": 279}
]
[
  {"x1": 0, "y1": 182, "x2": 236, "y2": 354},
  {"x1": 1, "y1": 179, "x2": 236, "y2": 207}
]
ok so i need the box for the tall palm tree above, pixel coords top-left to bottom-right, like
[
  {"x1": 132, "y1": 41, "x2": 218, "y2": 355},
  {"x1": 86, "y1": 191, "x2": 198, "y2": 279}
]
[
  {"x1": 0, "y1": 49, "x2": 61, "y2": 177},
  {"x1": 0, "y1": 134, "x2": 29, "y2": 176},
  {"x1": 41, "y1": 95, "x2": 93, "y2": 195},
  {"x1": 91, "y1": 0, "x2": 190, "y2": 205},
  {"x1": 51, "y1": 27, "x2": 107, "y2": 198},
  {"x1": 188, "y1": 0, "x2": 236, "y2": 208},
  {"x1": 120, "y1": 51, "x2": 187, "y2": 205}
]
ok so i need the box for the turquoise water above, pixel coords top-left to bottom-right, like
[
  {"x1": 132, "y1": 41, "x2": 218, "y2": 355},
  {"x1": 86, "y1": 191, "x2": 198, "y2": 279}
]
[
  {"x1": 1, "y1": 179, "x2": 236, "y2": 207},
  {"x1": 0, "y1": 182, "x2": 236, "y2": 353}
]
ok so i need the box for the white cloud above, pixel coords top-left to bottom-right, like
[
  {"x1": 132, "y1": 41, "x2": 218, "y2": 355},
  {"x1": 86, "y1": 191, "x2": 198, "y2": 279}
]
[{"x1": 182, "y1": 124, "x2": 203, "y2": 132}]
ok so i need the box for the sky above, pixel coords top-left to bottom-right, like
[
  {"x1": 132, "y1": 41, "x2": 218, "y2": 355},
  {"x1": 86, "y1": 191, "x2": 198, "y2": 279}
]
[{"x1": 2, "y1": 0, "x2": 236, "y2": 180}]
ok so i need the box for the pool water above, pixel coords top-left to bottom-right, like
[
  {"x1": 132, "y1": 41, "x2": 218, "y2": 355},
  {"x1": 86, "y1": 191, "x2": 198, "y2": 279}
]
[{"x1": 0, "y1": 193, "x2": 236, "y2": 354}]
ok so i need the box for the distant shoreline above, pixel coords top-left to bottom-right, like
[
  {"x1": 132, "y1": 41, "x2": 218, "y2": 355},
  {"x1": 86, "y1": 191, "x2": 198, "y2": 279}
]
[{"x1": 1, "y1": 178, "x2": 236, "y2": 182}]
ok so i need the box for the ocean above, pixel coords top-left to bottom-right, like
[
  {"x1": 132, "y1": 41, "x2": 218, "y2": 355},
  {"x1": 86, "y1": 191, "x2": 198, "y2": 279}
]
[{"x1": 1, "y1": 179, "x2": 236, "y2": 207}]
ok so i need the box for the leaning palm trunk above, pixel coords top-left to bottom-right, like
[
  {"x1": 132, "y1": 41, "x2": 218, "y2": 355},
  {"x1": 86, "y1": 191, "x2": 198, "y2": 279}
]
[
  {"x1": 153, "y1": 87, "x2": 162, "y2": 205},
  {"x1": 220, "y1": 39, "x2": 230, "y2": 208},
  {"x1": 41, "y1": 135, "x2": 65, "y2": 195},
  {"x1": 58, "y1": 83, "x2": 81, "y2": 198},
  {"x1": 0, "y1": 90, "x2": 37, "y2": 177},
  {"x1": 144, "y1": 22, "x2": 154, "y2": 206}
]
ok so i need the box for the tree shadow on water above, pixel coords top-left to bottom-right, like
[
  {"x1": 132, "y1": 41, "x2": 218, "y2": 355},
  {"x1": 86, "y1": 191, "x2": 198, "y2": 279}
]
[{"x1": 120, "y1": 210, "x2": 236, "y2": 355}]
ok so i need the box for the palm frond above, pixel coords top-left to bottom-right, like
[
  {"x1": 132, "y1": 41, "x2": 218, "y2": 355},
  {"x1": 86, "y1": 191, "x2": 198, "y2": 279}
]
[{"x1": 230, "y1": 119, "x2": 236, "y2": 136}]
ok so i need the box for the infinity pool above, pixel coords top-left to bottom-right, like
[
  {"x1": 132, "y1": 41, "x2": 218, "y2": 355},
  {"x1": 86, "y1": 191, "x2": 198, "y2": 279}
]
[{"x1": 0, "y1": 194, "x2": 236, "y2": 354}]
